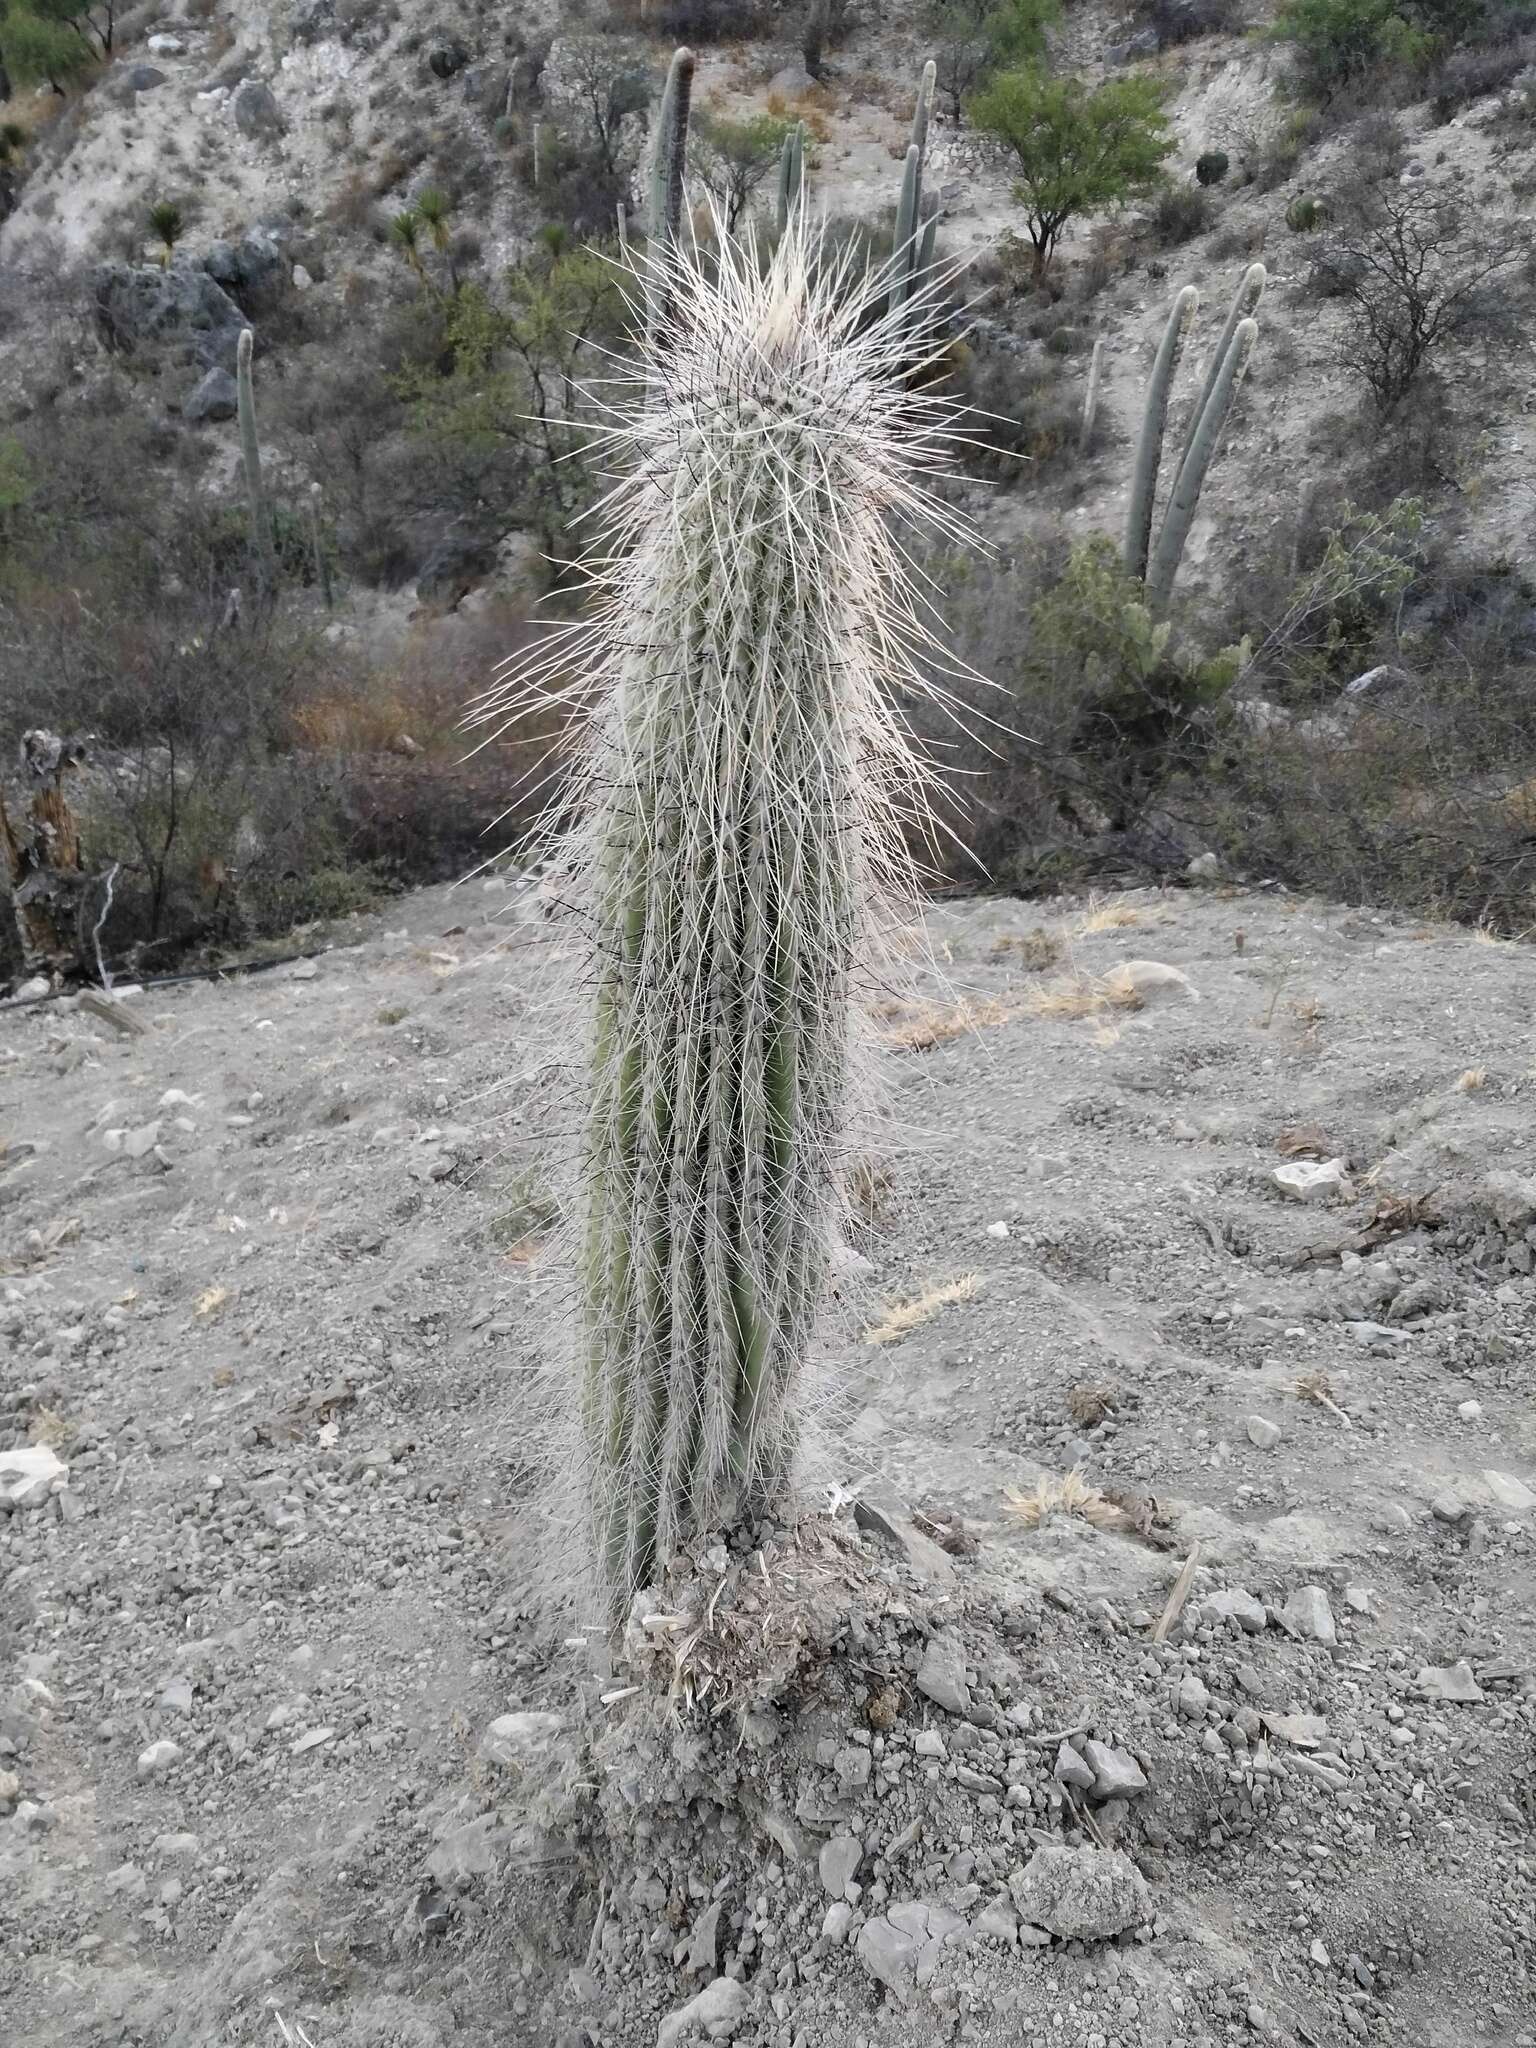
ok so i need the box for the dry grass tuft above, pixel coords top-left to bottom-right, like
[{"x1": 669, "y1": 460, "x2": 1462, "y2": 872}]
[
  {"x1": 876, "y1": 995, "x2": 1014, "y2": 1049},
  {"x1": 1023, "y1": 965, "x2": 1145, "y2": 1020},
  {"x1": 1005, "y1": 1467, "x2": 1125, "y2": 1532},
  {"x1": 864, "y1": 1273, "x2": 978, "y2": 1345},
  {"x1": 1455, "y1": 1066, "x2": 1487, "y2": 1092},
  {"x1": 990, "y1": 926, "x2": 1063, "y2": 970},
  {"x1": 1076, "y1": 895, "x2": 1144, "y2": 935}
]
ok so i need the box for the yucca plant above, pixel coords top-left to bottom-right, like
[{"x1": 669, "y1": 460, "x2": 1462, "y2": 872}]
[
  {"x1": 468, "y1": 216, "x2": 972, "y2": 1608},
  {"x1": 148, "y1": 198, "x2": 183, "y2": 269}
]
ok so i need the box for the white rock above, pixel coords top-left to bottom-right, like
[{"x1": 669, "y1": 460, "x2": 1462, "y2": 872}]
[
  {"x1": 985, "y1": 1219, "x2": 1010, "y2": 1240},
  {"x1": 479, "y1": 1710, "x2": 565, "y2": 1769},
  {"x1": 1483, "y1": 1469, "x2": 1535, "y2": 1513},
  {"x1": 1281, "y1": 1585, "x2": 1337, "y2": 1646},
  {"x1": 136, "y1": 1739, "x2": 182, "y2": 1780},
  {"x1": 1113, "y1": 958, "x2": 1200, "y2": 1004},
  {"x1": 1246, "y1": 1415, "x2": 1282, "y2": 1449},
  {"x1": 1008, "y1": 1845, "x2": 1149, "y2": 1938},
  {"x1": 147, "y1": 32, "x2": 185, "y2": 51},
  {"x1": 1414, "y1": 1660, "x2": 1484, "y2": 1704},
  {"x1": 819, "y1": 1833, "x2": 861, "y2": 1899},
  {"x1": 123, "y1": 1120, "x2": 163, "y2": 1159},
  {"x1": 292, "y1": 263, "x2": 314, "y2": 290},
  {"x1": 656, "y1": 1975, "x2": 749, "y2": 2048},
  {"x1": 1456, "y1": 1400, "x2": 1482, "y2": 1422},
  {"x1": 1273, "y1": 1158, "x2": 1353, "y2": 1204},
  {"x1": 0, "y1": 1444, "x2": 66, "y2": 1510},
  {"x1": 1202, "y1": 1587, "x2": 1268, "y2": 1633}
]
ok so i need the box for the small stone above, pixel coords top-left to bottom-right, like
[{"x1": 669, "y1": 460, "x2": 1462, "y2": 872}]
[
  {"x1": 1273, "y1": 1158, "x2": 1352, "y2": 1203},
  {"x1": 1431, "y1": 1490, "x2": 1470, "y2": 1525},
  {"x1": 1414, "y1": 1660, "x2": 1485, "y2": 1704},
  {"x1": 1483, "y1": 1469, "x2": 1536, "y2": 1512},
  {"x1": 479, "y1": 1710, "x2": 565, "y2": 1768},
  {"x1": 914, "y1": 1635, "x2": 971, "y2": 1715},
  {"x1": 985, "y1": 1219, "x2": 1010, "y2": 1240},
  {"x1": 1008, "y1": 1845, "x2": 1150, "y2": 1939},
  {"x1": 1082, "y1": 1741, "x2": 1148, "y2": 1801},
  {"x1": 1176, "y1": 1674, "x2": 1210, "y2": 1719},
  {"x1": 1201, "y1": 1587, "x2": 1268, "y2": 1633},
  {"x1": 1246, "y1": 1415, "x2": 1282, "y2": 1450},
  {"x1": 819, "y1": 1834, "x2": 862, "y2": 1900},
  {"x1": 158, "y1": 1678, "x2": 194, "y2": 1715},
  {"x1": 136, "y1": 1739, "x2": 182, "y2": 1780},
  {"x1": 289, "y1": 1727, "x2": 335, "y2": 1755},
  {"x1": 1457, "y1": 1399, "x2": 1483, "y2": 1422},
  {"x1": 822, "y1": 1900, "x2": 854, "y2": 1942},
  {"x1": 1281, "y1": 1585, "x2": 1336, "y2": 1646},
  {"x1": 1053, "y1": 1740, "x2": 1095, "y2": 1790},
  {"x1": 973, "y1": 1893, "x2": 1019, "y2": 1944},
  {"x1": 0, "y1": 1769, "x2": 19, "y2": 1810}
]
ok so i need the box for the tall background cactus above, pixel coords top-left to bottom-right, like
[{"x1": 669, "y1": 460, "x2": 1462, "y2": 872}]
[
  {"x1": 470, "y1": 225, "x2": 968, "y2": 1607},
  {"x1": 1123, "y1": 265, "x2": 1263, "y2": 617},
  {"x1": 236, "y1": 328, "x2": 275, "y2": 596}
]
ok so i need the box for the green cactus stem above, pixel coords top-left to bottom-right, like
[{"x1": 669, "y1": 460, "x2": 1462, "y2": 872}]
[
  {"x1": 1175, "y1": 261, "x2": 1264, "y2": 475},
  {"x1": 1079, "y1": 333, "x2": 1105, "y2": 457},
  {"x1": 236, "y1": 329, "x2": 274, "y2": 596},
  {"x1": 1145, "y1": 317, "x2": 1258, "y2": 620},
  {"x1": 646, "y1": 46, "x2": 695, "y2": 346},
  {"x1": 775, "y1": 120, "x2": 805, "y2": 237},
  {"x1": 1124, "y1": 284, "x2": 1197, "y2": 584}
]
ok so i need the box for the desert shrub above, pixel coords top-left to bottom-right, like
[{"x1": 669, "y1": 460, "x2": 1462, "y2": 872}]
[
  {"x1": 605, "y1": 0, "x2": 775, "y2": 35},
  {"x1": 1428, "y1": 28, "x2": 1536, "y2": 112},
  {"x1": 1138, "y1": 0, "x2": 1239, "y2": 40},
  {"x1": 1287, "y1": 194, "x2": 1330, "y2": 230},
  {"x1": 1271, "y1": 0, "x2": 1429, "y2": 100},
  {"x1": 1195, "y1": 149, "x2": 1229, "y2": 184},
  {"x1": 938, "y1": 334, "x2": 1084, "y2": 478},
  {"x1": 1149, "y1": 183, "x2": 1212, "y2": 243}
]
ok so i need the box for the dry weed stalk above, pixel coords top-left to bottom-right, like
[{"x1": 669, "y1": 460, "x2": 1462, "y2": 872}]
[
  {"x1": 1005, "y1": 1468, "x2": 1126, "y2": 1532},
  {"x1": 864, "y1": 1272, "x2": 978, "y2": 1345},
  {"x1": 876, "y1": 994, "x2": 1014, "y2": 1049},
  {"x1": 1292, "y1": 1368, "x2": 1352, "y2": 1427},
  {"x1": 1076, "y1": 894, "x2": 1145, "y2": 935}
]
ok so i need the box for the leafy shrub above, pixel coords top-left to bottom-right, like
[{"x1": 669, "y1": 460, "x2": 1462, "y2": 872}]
[
  {"x1": 1195, "y1": 148, "x2": 1229, "y2": 184},
  {"x1": 1150, "y1": 183, "x2": 1212, "y2": 243}
]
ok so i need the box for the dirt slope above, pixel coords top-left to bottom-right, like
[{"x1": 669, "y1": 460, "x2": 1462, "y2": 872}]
[{"x1": 2, "y1": 877, "x2": 1534, "y2": 2047}]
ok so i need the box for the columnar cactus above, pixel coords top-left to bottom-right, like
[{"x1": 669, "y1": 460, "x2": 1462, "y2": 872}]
[
  {"x1": 645, "y1": 46, "x2": 695, "y2": 345},
  {"x1": 1146, "y1": 317, "x2": 1257, "y2": 619},
  {"x1": 470, "y1": 224, "x2": 966, "y2": 1607},
  {"x1": 775, "y1": 121, "x2": 805, "y2": 237},
  {"x1": 888, "y1": 59, "x2": 938, "y2": 323},
  {"x1": 236, "y1": 329, "x2": 274, "y2": 594},
  {"x1": 1123, "y1": 285, "x2": 1197, "y2": 585},
  {"x1": 1124, "y1": 267, "x2": 1264, "y2": 616}
]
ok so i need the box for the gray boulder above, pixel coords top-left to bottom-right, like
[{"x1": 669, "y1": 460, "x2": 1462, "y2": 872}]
[
  {"x1": 1008, "y1": 1845, "x2": 1150, "y2": 1940},
  {"x1": 94, "y1": 263, "x2": 250, "y2": 373},
  {"x1": 123, "y1": 64, "x2": 167, "y2": 92},
  {"x1": 426, "y1": 36, "x2": 468, "y2": 80},
  {"x1": 203, "y1": 228, "x2": 286, "y2": 308},
  {"x1": 184, "y1": 367, "x2": 238, "y2": 422},
  {"x1": 290, "y1": 0, "x2": 335, "y2": 42},
  {"x1": 232, "y1": 79, "x2": 286, "y2": 139}
]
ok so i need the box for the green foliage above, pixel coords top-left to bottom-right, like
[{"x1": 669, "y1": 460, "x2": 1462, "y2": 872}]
[
  {"x1": 147, "y1": 198, "x2": 182, "y2": 266},
  {"x1": 971, "y1": 67, "x2": 1174, "y2": 279},
  {"x1": 0, "y1": 0, "x2": 112, "y2": 86},
  {"x1": 394, "y1": 247, "x2": 625, "y2": 562},
  {"x1": 1270, "y1": 0, "x2": 1427, "y2": 100},
  {"x1": 1029, "y1": 539, "x2": 1248, "y2": 826},
  {"x1": 1195, "y1": 148, "x2": 1229, "y2": 185},
  {"x1": 0, "y1": 434, "x2": 31, "y2": 524},
  {"x1": 690, "y1": 108, "x2": 793, "y2": 232},
  {"x1": 923, "y1": 0, "x2": 1061, "y2": 122},
  {"x1": 1286, "y1": 193, "x2": 1330, "y2": 230}
]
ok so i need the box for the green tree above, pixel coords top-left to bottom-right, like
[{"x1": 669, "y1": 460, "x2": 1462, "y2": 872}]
[
  {"x1": 0, "y1": 0, "x2": 113, "y2": 90},
  {"x1": 971, "y1": 66, "x2": 1173, "y2": 280},
  {"x1": 395, "y1": 245, "x2": 625, "y2": 563},
  {"x1": 689, "y1": 110, "x2": 793, "y2": 232},
  {"x1": 1270, "y1": 0, "x2": 1431, "y2": 99},
  {"x1": 923, "y1": 0, "x2": 1059, "y2": 123}
]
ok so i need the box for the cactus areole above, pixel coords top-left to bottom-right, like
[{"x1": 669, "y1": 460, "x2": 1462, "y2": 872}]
[{"x1": 472, "y1": 220, "x2": 970, "y2": 1609}]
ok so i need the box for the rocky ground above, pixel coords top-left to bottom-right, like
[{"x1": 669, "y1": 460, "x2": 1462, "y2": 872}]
[{"x1": 2, "y1": 876, "x2": 1535, "y2": 2048}]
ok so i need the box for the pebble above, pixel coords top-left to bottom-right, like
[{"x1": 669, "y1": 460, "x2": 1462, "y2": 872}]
[
  {"x1": 819, "y1": 1834, "x2": 861, "y2": 1900},
  {"x1": 1008, "y1": 1845, "x2": 1150, "y2": 1939},
  {"x1": 1457, "y1": 1400, "x2": 1483, "y2": 1422},
  {"x1": 1431, "y1": 1490, "x2": 1470, "y2": 1524},
  {"x1": 1082, "y1": 1741, "x2": 1148, "y2": 1800},
  {"x1": 1202, "y1": 1588, "x2": 1268, "y2": 1633},
  {"x1": 136, "y1": 1740, "x2": 182, "y2": 1780},
  {"x1": 1246, "y1": 1415, "x2": 1282, "y2": 1449},
  {"x1": 914, "y1": 1635, "x2": 971, "y2": 1715},
  {"x1": 1054, "y1": 1740, "x2": 1095, "y2": 1790},
  {"x1": 656, "y1": 1975, "x2": 748, "y2": 2048}
]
